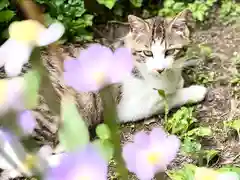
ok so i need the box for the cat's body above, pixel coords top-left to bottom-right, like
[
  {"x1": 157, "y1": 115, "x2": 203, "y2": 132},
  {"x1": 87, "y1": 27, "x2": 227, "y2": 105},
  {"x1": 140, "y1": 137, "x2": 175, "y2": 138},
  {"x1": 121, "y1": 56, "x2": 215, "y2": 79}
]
[
  {"x1": 65, "y1": 10, "x2": 207, "y2": 127},
  {"x1": 36, "y1": 10, "x2": 208, "y2": 138}
]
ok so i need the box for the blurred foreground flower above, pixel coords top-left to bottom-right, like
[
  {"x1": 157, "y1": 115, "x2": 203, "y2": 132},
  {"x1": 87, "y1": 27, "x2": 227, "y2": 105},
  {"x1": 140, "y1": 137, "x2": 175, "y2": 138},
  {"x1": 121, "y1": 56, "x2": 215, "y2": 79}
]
[
  {"x1": 0, "y1": 70, "x2": 40, "y2": 115},
  {"x1": 0, "y1": 20, "x2": 65, "y2": 77},
  {"x1": 44, "y1": 144, "x2": 108, "y2": 180},
  {"x1": 17, "y1": 110, "x2": 36, "y2": 135},
  {"x1": 0, "y1": 77, "x2": 26, "y2": 115},
  {"x1": 63, "y1": 44, "x2": 133, "y2": 92},
  {"x1": 0, "y1": 128, "x2": 41, "y2": 177},
  {"x1": 122, "y1": 128, "x2": 180, "y2": 180},
  {"x1": 194, "y1": 167, "x2": 239, "y2": 180},
  {"x1": 0, "y1": 129, "x2": 64, "y2": 179}
]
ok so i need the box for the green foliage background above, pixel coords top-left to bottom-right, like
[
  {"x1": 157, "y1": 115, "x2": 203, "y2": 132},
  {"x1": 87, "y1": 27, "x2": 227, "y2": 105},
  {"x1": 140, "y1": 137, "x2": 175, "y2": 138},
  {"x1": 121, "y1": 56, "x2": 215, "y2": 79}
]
[{"x1": 0, "y1": 0, "x2": 240, "y2": 43}]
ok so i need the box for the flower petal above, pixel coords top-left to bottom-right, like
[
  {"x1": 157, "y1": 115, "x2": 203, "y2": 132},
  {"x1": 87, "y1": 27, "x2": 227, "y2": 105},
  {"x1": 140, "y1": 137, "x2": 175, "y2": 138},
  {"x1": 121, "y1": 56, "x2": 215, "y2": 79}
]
[
  {"x1": 122, "y1": 143, "x2": 137, "y2": 172},
  {"x1": 161, "y1": 135, "x2": 180, "y2": 165},
  {"x1": 36, "y1": 22, "x2": 65, "y2": 46},
  {"x1": 17, "y1": 110, "x2": 36, "y2": 135},
  {"x1": 64, "y1": 58, "x2": 80, "y2": 71},
  {"x1": 133, "y1": 131, "x2": 150, "y2": 148},
  {"x1": 217, "y1": 172, "x2": 239, "y2": 180},
  {"x1": 149, "y1": 128, "x2": 167, "y2": 144},
  {"x1": 64, "y1": 44, "x2": 115, "y2": 92},
  {"x1": 0, "y1": 77, "x2": 25, "y2": 116},
  {"x1": 45, "y1": 144, "x2": 108, "y2": 180},
  {"x1": 3, "y1": 40, "x2": 33, "y2": 77},
  {"x1": 194, "y1": 167, "x2": 219, "y2": 180},
  {"x1": 64, "y1": 70, "x2": 100, "y2": 92},
  {"x1": 7, "y1": 77, "x2": 25, "y2": 112},
  {"x1": 135, "y1": 154, "x2": 155, "y2": 180},
  {"x1": 0, "y1": 129, "x2": 30, "y2": 175},
  {"x1": 109, "y1": 47, "x2": 134, "y2": 83}
]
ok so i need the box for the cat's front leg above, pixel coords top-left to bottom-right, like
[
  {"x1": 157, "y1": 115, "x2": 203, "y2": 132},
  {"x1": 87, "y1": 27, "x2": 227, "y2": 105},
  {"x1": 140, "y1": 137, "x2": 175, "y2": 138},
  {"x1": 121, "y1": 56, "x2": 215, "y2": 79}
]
[{"x1": 168, "y1": 85, "x2": 208, "y2": 109}]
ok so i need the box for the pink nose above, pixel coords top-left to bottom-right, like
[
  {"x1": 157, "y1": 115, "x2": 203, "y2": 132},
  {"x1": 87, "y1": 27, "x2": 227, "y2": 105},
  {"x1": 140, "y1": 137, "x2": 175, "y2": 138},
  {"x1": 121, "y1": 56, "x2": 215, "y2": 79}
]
[{"x1": 153, "y1": 68, "x2": 164, "y2": 74}]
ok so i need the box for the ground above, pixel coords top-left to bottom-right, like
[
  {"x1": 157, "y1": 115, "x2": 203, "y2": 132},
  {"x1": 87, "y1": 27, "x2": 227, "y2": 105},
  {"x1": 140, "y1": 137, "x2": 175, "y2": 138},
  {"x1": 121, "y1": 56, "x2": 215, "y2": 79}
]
[{"x1": 1, "y1": 20, "x2": 239, "y2": 180}]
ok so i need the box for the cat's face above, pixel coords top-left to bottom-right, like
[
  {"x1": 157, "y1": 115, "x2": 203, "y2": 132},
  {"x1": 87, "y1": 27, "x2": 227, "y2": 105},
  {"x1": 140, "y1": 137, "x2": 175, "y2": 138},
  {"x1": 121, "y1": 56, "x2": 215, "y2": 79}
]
[{"x1": 126, "y1": 10, "x2": 191, "y2": 77}]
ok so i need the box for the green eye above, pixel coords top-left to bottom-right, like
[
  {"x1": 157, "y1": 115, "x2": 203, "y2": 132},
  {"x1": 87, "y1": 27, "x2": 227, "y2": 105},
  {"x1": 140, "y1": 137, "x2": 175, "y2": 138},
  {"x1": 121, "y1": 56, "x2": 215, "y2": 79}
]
[
  {"x1": 143, "y1": 50, "x2": 153, "y2": 57},
  {"x1": 165, "y1": 49, "x2": 176, "y2": 57}
]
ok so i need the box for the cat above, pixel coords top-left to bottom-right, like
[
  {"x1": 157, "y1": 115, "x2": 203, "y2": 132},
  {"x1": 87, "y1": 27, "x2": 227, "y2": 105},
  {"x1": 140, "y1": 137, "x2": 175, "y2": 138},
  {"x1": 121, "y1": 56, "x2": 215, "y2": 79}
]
[
  {"x1": 113, "y1": 10, "x2": 208, "y2": 122},
  {"x1": 58, "y1": 9, "x2": 208, "y2": 127},
  {"x1": 32, "y1": 10, "x2": 208, "y2": 141}
]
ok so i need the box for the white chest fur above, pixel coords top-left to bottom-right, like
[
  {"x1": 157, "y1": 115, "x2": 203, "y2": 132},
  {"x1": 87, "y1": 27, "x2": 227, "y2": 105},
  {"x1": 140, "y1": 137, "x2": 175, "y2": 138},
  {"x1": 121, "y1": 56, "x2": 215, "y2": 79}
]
[{"x1": 117, "y1": 68, "x2": 183, "y2": 123}]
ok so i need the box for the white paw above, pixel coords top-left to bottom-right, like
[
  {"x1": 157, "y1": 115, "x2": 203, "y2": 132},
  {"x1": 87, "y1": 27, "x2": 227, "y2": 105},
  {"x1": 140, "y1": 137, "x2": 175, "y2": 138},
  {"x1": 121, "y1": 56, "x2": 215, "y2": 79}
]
[{"x1": 187, "y1": 85, "x2": 208, "y2": 103}]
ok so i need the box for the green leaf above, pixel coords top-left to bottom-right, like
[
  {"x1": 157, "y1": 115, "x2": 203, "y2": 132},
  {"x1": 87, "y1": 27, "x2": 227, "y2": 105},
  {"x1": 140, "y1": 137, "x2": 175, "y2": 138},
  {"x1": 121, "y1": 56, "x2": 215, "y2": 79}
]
[
  {"x1": 0, "y1": 10, "x2": 15, "y2": 23},
  {"x1": 157, "y1": 89, "x2": 166, "y2": 98},
  {"x1": 202, "y1": 149, "x2": 219, "y2": 166},
  {"x1": 58, "y1": 95, "x2": 90, "y2": 152},
  {"x1": 29, "y1": 48, "x2": 61, "y2": 115},
  {"x1": 195, "y1": 11, "x2": 204, "y2": 21},
  {"x1": 165, "y1": 107, "x2": 197, "y2": 136},
  {"x1": 181, "y1": 138, "x2": 201, "y2": 155},
  {"x1": 199, "y1": 44, "x2": 213, "y2": 57},
  {"x1": 173, "y1": 2, "x2": 185, "y2": 11},
  {"x1": 130, "y1": 0, "x2": 143, "y2": 8},
  {"x1": 0, "y1": 0, "x2": 9, "y2": 11},
  {"x1": 23, "y1": 71, "x2": 41, "y2": 109},
  {"x1": 164, "y1": 0, "x2": 175, "y2": 8},
  {"x1": 218, "y1": 166, "x2": 240, "y2": 175},
  {"x1": 186, "y1": 127, "x2": 212, "y2": 138},
  {"x1": 224, "y1": 119, "x2": 240, "y2": 132},
  {"x1": 96, "y1": 124, "x2": 111, "y2": 140},
  {"x1": 96, "y1": 0, "x2": 117, "y2": 9},
  {"x1": 166, "y1": 163, "x2": 196, "y2": 180},
  {"x1": 92, "y1": 139, "x2": 114, "y2": 161}
]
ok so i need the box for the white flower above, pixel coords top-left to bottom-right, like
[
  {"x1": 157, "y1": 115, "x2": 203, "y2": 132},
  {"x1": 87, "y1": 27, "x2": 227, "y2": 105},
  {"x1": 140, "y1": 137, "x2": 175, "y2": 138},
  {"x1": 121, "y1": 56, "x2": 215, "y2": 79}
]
[
  {"x1": 218, "y1": 172, "x2": 239, "y2": 180},
  {"x1": 0, "y1": 20, "x2": 65, "y2": 77}
]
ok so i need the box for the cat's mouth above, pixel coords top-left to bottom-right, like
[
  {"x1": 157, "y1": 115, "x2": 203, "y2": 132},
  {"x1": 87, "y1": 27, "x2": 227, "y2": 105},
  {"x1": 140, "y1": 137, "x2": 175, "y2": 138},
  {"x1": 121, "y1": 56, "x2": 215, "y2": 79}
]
[{"x1": 150, "y1": 68, "x2": 166, "y2": 78}]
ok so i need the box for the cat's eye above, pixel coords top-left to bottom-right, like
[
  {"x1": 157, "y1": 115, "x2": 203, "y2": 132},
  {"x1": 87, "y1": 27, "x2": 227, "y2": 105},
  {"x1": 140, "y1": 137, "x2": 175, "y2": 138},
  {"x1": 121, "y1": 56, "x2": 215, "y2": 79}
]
[
  {"x1": 143, "y1": 50, "x2": 153, "y2": 57},
  {"x1": 164, "y1": 49, "x2": 176, "y2": 57}
]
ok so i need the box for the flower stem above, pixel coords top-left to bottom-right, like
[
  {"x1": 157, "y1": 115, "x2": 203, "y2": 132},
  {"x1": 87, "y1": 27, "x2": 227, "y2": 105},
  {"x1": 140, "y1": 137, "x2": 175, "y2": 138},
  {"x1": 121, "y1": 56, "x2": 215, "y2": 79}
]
[{"x1": 100, "y1": 86, "x2": 128, "y2": 180}]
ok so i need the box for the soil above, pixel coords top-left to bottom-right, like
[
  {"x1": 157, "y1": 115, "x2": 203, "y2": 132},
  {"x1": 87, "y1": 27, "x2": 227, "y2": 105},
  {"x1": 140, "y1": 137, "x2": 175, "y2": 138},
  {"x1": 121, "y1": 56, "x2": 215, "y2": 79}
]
[{"x1": 1, "y1": 20, "x2": 240, "y2": 180}]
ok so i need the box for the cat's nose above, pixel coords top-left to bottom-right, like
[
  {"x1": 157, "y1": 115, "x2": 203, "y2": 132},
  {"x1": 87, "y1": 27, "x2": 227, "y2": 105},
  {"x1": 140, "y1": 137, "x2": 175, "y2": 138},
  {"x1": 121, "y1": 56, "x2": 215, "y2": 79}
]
[{"x1": 153, "y1": 68, "x2": 165, "y2": 74}]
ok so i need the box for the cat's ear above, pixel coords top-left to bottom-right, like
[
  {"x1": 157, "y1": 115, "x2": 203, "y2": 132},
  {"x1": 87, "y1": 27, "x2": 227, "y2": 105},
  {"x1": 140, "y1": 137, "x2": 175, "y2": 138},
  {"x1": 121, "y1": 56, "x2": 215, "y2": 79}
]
[
  {"x1": 168, "y1": 9, "x2": 191, "y2": 37},
  {"x1": 128, "y1": 15, "x2": 149, "y2": 33}
]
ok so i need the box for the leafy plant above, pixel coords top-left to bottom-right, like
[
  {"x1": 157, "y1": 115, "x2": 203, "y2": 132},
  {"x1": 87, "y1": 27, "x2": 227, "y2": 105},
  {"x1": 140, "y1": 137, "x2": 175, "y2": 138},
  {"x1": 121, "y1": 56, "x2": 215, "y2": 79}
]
[
  {"x1": 219, "y1": 0, "x2": 240, "y2": 24},
  {"x1": 163, "y1": 106, "x2": 215, "y2": 165},
  {"x1": 188, "y1": 0, "x2": 217, "y2": 21},
  {"x1": 159, "y1": 0, "x2": 186, "y2": 17},
  {"x1": 0, "y1": 0, "x2": 16, "y2": 40},
  {"x1": 97, "y1": 0, "x2": 117, "y2": 9},
  {"x1": 35, "y1": 0, "x2": 93, "y2": 42},
  {"x1": 224, "y1": 119, "x2": 240, "y2": 139}
]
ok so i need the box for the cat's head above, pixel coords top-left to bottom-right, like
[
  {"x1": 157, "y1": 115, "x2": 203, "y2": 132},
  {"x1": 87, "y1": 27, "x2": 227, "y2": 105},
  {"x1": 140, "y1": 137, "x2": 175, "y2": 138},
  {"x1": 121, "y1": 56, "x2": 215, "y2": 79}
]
[{"x1": 125, "y1": 10, "x2": 192, "y2": 77}]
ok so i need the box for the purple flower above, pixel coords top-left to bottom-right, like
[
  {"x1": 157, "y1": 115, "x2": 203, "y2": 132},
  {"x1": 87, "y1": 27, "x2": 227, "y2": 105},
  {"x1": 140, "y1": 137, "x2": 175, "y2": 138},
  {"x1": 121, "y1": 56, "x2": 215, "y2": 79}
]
[
  {"x1": 63, "y1": 44, "x2": 133, "y2": 92},
  {"x1": 17, "y1": 110, "x2": 36, "y2": 135},
  {"x1": 0, "y1": 77, "x2": 25, "y2": 116},
  {"x1": 122, "y1": 128, "x2": 180, "y2": 180},
  {"x1": 44, "y1": 144, "x2": 108, "y2": 180}
]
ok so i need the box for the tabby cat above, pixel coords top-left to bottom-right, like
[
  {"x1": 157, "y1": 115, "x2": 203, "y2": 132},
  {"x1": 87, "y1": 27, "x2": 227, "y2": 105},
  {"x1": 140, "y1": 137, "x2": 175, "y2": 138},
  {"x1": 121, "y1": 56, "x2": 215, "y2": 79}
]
[{"x1": 34, "y1": 10, "x2": 208, "y2": 143}]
